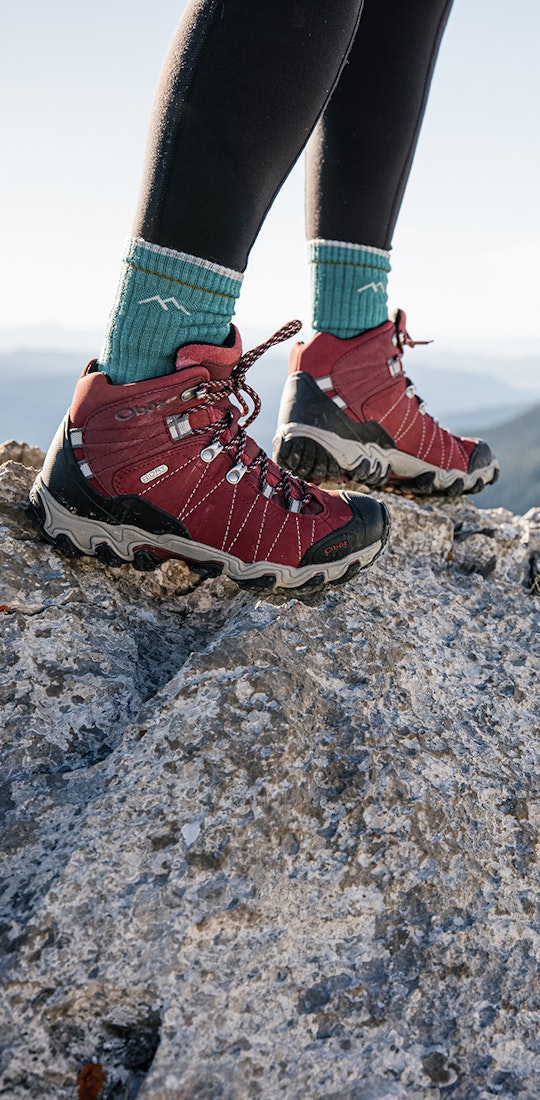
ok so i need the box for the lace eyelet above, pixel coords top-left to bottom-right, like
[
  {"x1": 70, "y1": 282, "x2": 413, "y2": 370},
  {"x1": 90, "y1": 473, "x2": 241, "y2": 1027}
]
[
  {"x1": 200, "y1": 441, "x2": 224, "y2": 463},
  {"x1": 180, "y1": 386, "x2": 198, "y2": 401},
  {"x1": 405, "y1": 384, "x2": 416, "y2": 398},
  {"x1": 226, "y1": 460, "x2": 248, "y2": 484},
  {"x1": 288, "y1": 498, "x2": 302, "y2": 513},
  {"x1": 167, "y1": 413, "x2": 192, "y2": 440}
]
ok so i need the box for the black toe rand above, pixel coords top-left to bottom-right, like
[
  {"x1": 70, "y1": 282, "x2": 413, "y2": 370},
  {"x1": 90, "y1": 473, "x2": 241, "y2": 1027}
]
[
  {"x1": 468, "y1": 440, "x2": 493, "y2": 473},
  {"x1": 298, "y1": 492, "x2": 389, "y2": 568},
  {"x1": 342, "y1": 491, "x2": 390, "y2": 548}
]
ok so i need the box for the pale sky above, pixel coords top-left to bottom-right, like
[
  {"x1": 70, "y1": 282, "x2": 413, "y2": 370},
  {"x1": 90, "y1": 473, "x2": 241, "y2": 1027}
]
[{"x1": 1, "y1": 0, "x2": 539, "y2": 352}]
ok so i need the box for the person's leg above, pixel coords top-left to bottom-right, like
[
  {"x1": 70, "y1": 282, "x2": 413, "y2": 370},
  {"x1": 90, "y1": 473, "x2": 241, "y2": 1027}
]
[
  {"x1": 275, "y1": 0, "x2": 499, "y2": 496},
  {"x1": 31, "y1": 0, "x2": 390, "y2": 592},
  {"x1": 100, "y1": 0, "x2": 365, "y2": 385},
  {"x1": 306, "y1": 0, "x2": 454, "y2": 338}
]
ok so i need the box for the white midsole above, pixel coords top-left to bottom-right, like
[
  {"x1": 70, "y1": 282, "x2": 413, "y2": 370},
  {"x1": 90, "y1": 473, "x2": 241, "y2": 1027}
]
[
  {"x1": 33, "y1": 481, "x2": 384, "y2": 588},
  {"x1": 276, "y1": 422, "x2": 499, "y2": 491}
]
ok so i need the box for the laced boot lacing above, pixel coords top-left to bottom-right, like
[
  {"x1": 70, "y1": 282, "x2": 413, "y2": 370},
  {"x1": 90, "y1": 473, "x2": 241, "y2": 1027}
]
[
  {"x1": 392, "y1": 320, "x2": 435, "y2": 420},
  {"x1": 181, "y1": 320, "x2": 312, "y2": 512}
]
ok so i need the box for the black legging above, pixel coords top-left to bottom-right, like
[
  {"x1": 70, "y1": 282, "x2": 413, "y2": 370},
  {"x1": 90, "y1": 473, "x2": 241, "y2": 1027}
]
[{"x1": 134, "y1": 0, "x2": 453, "y2": 272}]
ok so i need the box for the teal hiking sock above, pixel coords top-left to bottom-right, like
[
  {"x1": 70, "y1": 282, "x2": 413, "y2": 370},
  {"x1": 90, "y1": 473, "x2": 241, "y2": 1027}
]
[
  {"x1": 99, "y1": 238, "x2": 244, "y2": 384},
  {"x1": 308, "y1": 239, "x2": 391, "y2": 339}
]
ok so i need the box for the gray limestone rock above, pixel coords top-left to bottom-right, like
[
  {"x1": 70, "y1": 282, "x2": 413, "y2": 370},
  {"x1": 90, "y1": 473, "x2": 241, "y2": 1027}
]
[
  {"x1": 0, "y1": 439, "x2": 45, "y2": 470},
  {"x1": 0, "y1": 458, "x2": 539, "y2": 1100}
]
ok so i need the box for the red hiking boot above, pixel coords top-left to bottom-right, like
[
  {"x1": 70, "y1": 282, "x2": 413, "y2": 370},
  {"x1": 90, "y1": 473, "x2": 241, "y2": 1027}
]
[
  {"x1": 273, "y1": 310, "x2": 499, "y2": 496},
  {"x1": 30, "y1": 323, "x2": 389, "y2": 592}
]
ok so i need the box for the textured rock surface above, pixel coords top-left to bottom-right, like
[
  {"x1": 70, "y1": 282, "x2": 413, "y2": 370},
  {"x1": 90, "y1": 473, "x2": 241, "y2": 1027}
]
[
  {"x1": 0, "y1": 439, "x2": 45, "y2": 470},
  {"x1": 1, "y1": 456, "x2": 539, "y2": 1100}
]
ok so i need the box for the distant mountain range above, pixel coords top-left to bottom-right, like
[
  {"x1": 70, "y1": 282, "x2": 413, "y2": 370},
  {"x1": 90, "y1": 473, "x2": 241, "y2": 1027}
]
[
  {"x1": 1, "y1": 342, "x2": 538, "y2": 515},
  {"x1": 0, "y1": 327, "x2": 102, "y2": 355},
  {"x1": 472, "y1": 403, "x2": 540, "y2": 514},
  {"x1": 0, "y1": 353, "x2": 81, "y2": 451}
]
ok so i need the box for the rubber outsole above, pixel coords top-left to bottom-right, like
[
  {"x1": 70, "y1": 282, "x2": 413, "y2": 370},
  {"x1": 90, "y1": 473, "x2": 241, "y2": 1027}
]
[
  {"x1": 275, "y1": 431, "x2": 499, "y2": 498},
  {"x1": 276, "y1": 436, "x2": 391, "y2": 489},
  {"x1": 29, "y1": 480, "x2": 388, "y2": 595}
]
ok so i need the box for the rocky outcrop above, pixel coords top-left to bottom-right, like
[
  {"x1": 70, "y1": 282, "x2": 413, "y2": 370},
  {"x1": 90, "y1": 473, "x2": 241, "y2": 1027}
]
[{"x1": 1, "y1": 450, "x2": 539, "y2": 1100}]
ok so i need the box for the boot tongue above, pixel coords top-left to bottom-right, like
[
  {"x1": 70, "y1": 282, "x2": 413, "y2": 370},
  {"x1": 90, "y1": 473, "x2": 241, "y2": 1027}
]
[{"x1": 175, "y1": 326, "x2": 242, "y2": 381}]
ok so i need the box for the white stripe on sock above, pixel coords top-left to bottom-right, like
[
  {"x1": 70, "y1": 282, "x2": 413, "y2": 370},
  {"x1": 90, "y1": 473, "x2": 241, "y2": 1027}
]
[
  {"x1": 308, "y1": 239, "x2": 391, "y2": 260},
  {"x1": 132, "y1": 238, "x2": 244, "y2": 283}
]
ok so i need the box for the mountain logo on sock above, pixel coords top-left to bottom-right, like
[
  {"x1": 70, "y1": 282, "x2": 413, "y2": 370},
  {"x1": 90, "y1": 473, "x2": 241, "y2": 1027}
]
[
  {"x1": 357, "y1": 282, "x2": 386, "y2": 296},
  {"x1": 138, "y1": 296, "x2": 191, "y2": 315}
]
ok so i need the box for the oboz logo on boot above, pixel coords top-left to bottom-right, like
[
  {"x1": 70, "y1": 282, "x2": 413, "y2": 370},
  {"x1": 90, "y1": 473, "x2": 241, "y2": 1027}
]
[
  {"x1": 324, "y1": 539, "x2": 349, "y2": 556},
  {"x1": 115, "y1": 399, "x2": 171, "y2": 421}
]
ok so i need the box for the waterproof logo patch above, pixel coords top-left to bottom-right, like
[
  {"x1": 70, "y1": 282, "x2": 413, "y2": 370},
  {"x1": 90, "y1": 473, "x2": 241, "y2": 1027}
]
[{"x1": 140, "y1": 464, "x2": 169, "y2": 484}]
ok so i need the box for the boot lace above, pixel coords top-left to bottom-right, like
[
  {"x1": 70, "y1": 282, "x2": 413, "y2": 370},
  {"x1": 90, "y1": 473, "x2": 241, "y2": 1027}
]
[
  {"x1": 183, "y1": 320, "x2": 311, "y2": 511},
  {"x1": 393, "y1": 319, "x2": 436, "y2": 420}
]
